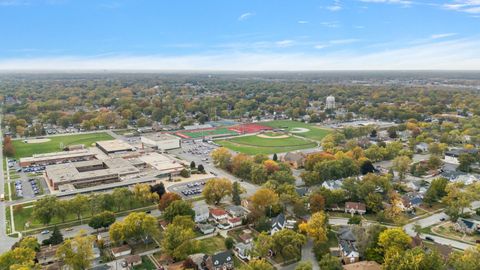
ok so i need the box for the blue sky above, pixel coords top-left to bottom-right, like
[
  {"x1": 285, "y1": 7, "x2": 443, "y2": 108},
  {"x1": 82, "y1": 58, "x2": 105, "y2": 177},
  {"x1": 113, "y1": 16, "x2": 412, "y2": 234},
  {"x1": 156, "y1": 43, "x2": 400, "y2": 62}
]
[{"x1": 0, "y1": 0, "x2": 479, "y2": 70}]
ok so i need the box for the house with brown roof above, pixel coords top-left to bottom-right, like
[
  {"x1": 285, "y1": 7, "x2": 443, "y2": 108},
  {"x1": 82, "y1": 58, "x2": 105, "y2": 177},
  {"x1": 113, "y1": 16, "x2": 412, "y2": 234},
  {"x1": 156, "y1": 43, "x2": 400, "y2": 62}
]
[
  {"x1": 111, "y1": 245, "x2": 132, "y2": 258},
  {"x1": 282, "y1": 152, "x2": 305, "y2": 168},
  {"x1": 210, "y1": 208, "x2": 228, "y2": 221},
  {"x1": 345, "y1": 202, "x2": 366, "y2": 215},
  {"x1": 124, "y1": 255, "x2": 142, "y2": 268},
  {"x1": 36, "y1": 245, "x2": 60, "y2": 266}
]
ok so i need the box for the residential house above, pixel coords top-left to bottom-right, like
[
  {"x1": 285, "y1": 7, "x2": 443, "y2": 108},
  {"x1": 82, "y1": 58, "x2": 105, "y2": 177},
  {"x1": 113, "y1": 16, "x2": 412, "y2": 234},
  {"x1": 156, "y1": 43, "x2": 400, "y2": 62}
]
[
  {"x1": 198, "y1": 223, "x2": 216, "y2": 235},
  {"x1": 415, "y1": 143, "x2": 429, "y2": 153},
  {"x1": 337, "y1": 227, "x2": 360, "y2": 264},
  {"x1": 444, "y1": 148, "x2": 479, "y2": 165},
  {"x1": 282, "y1": 152, "x2": 305, "y2": 168},
  {"x1": 210, "y1": 208, "x2": 229, "y2": 221},
  {"x1": 271, "y1": 213, "x2": 286, "y2": 235},
  {"x1": 124, "y1": 255, "x2": 142, "y2": 268},
  {"x1": 235, "y1": 242, "x2": 253, "y2": 260},
  {"x1": 345, "y1": 202, "x2": 366, "y2": 215},
  {"x1": 455, "y1": 218, "x2": 480, "y2": 234},
  {"x1": 239, "y1": 231, "x2": 253, "y2": 244},
  {"x1": 295, "y1": 187, "x2": 308, "y2": 197},
  {"x1": 228, "y1": 217, "x2": 242, "y2": 228},
  {"x1": 111, "y1": 245, "x2": 132, "y2": 258},
  {"x1": 202, "y1": 250, "x2": 234, "y2": 270},
  {"x1": 194, "y1": 204, "x2": 210, "y2": 223},
  {"x1": 322, "y1": 180, "x2": 343, "y2": 190},
  {"x1": 226, "y1": 205, "x2": 247, "y2": 218},
  {"x1": 37, "y1": 245, "x2": 59, "y2": 266}
]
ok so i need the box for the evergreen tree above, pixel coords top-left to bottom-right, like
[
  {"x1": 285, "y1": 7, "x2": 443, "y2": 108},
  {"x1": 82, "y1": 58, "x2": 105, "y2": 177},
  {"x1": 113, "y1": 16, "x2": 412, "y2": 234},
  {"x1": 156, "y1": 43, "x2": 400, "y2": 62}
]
[
  {"x1": 190, "y1": 161, "x2": 196, "y2": 169},
  {"x1": 198, "y1": 164, "x2": 205, "y2": 173},
  {"x1": 232, "y1": 181, "x2": 241, "y2": 205},
  {"x1": 273, "y1": 153, "x2": 278, "y2": 161},
  {"x1": 48, "y1": 226, "x2": 64, "y2": 245}
]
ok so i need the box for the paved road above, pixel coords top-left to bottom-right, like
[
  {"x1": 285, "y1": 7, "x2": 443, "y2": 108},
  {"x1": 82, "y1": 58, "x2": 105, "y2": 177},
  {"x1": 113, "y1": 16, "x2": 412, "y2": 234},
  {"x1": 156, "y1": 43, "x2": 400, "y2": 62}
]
[
  {"x1": 403, "y1": 201, "x2": 480, "y2": 250},
  {"x1": 0, "y1": 113, "x2": 20, "y2": 252}
]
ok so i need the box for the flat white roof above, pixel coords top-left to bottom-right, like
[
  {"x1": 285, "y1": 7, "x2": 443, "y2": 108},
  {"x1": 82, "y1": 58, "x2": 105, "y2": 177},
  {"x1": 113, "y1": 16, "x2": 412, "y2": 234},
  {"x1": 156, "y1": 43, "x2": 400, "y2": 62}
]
[
  {"x1": 142, "y1": 133, "x2": 179, "y2": 142},
  {"x1": 96, "y1": 140, "x2": 134, "y2": 153}
]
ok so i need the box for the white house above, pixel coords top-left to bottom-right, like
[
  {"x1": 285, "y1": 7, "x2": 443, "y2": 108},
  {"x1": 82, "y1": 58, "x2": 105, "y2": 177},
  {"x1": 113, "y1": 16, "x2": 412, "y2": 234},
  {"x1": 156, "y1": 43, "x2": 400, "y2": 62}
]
[
  {"x1": 210, "y1": 208, "x2": 229, "y2": 221},
  {"x1": 270, "y1": 213, "x2": 286, "y2": 235},
  {"x1": 194, "y1": 205, "x2": 210, "y2": 223},
  {"x1": 111, "y1": 245, "x2": 132, "y2": 258}
]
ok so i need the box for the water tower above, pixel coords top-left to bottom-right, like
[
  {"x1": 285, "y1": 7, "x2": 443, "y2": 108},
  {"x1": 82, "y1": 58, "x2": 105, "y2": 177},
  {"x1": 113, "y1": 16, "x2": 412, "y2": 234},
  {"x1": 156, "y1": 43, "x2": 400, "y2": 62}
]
[{"x1": 326, "y1": 95, "x2": 336, "y2": 110}]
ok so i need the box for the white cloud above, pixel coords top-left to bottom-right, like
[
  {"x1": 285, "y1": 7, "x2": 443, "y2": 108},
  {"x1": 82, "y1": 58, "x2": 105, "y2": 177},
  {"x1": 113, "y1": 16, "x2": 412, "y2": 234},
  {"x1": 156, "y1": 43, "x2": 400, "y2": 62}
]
[
  {"x1": 297, "y1": 20, "x2": 309, "y2": 24},
  {"x1": 2, "y1": 38, "x2": 480, "y2": 71},
  {"x1": 443, "y1": 1, "x2": 480, "y2": 14},
  {"x1": 326, "y1": 0, "x2": 343, "y2": 11},
  {"x1": 238, "y1": 12, "x2": 254, "y2": 21},
  {"x1": 359, "y1": 0, "x2": 413, "y2": 5},
  {"x1": 275, "y1": 40, "x2": 295, "y2": 47},
  {"x1": 0, "y1": 0, "x2": 29, "y2": 6},
  {"x1": 320, "y1": 21, "x2": 340, "y2": 28},
  {"x1": 430, "y1": 33, "x2": 457, "y2": 39}
]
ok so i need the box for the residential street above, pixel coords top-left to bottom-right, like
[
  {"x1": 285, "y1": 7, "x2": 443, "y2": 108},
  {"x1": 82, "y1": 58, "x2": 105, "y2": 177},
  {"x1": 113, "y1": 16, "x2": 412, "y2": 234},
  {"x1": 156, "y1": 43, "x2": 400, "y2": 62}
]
[{"x1": 0, "y1": 114, "x2": 19, "y2": 253}]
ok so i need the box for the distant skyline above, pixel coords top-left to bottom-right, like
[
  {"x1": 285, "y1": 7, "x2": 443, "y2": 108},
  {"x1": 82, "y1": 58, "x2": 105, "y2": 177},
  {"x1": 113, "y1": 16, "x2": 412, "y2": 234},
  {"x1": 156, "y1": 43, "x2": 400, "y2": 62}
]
[{"x1": 1, "y1": 0, "x2": 479, "y2": 70}]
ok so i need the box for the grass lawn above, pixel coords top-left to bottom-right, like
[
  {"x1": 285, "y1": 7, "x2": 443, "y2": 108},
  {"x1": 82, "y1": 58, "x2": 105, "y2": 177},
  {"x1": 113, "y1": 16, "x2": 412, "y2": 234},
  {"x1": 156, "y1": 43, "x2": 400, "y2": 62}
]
[
  {"x1": 3, "y1": 183, "x2": 10, "y2": 201},
  {"x1": 262, "y1": 120, "x2": 331, "y2": 141},
  {"x1": 180, "y1": 128, "x2": 238, "y2": 139},
  {"x1": 133, "y1": 256, "x2": 156, "y2": 270},
  {"x1": 327, "y1": 230, "x2": 339, "y2": 247},
  {"x1": 9, "y1": 182, "x2": 21, "y2": 200},
  {"x1": 12, "y1": 132, "x2": 114, "y2": 158},
  {"x1": 198, "y1": 235, "x2": 226, "y2": 255},
  {"x1": 12, "y1": 199, "x2": 155, "y2": 232},
  {"x1": 216, "y1": 134, "x2": 317, "y2": 155}
]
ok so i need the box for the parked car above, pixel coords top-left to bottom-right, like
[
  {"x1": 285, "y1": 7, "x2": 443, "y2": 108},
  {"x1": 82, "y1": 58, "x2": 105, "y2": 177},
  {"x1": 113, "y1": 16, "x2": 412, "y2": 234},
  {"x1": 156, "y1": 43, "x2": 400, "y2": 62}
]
[
  {"x1": 41, "y1": 230, "x2": 50, "y2": 235},
  {"x1": 425, "y1": 236, "x2": 435, "y2": 242}
]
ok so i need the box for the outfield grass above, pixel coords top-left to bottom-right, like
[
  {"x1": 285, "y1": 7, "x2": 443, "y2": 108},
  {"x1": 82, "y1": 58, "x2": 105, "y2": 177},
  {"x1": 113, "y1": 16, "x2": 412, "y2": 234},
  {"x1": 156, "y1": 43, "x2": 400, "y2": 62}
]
[
  {"x1": 261, "y1": 120, "x2": 331, "y2": 141},
  {"x1": 216, "y1": 134, "x2": 317, "y2": 155},
  {"x1": 180, "y1": 128, "x2": 238, "y2": 139},
  {"x1": 12, "y1": 132, "x2": 114, "y2": 158}
]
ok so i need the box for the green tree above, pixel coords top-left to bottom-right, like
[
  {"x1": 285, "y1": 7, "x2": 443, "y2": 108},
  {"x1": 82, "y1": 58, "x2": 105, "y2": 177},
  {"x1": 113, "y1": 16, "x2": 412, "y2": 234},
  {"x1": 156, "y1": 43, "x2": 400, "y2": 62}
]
[
  {"x1": 318, "y1": 254, "x2": 342, "y2": 270},
  {"x1": 423, "y1": 178, "x2": 448, "y2": 205},
  {"x1": 378, "y1": 228, "x2": 411, "y2": 258},
  {"x1": 240, "y1": 259, "x2": 274, "y2": 270},
  {"x1": 163, "y1": 200, "x2": 194, "y2": 222},
  {"x1": 109, "y1": 212, "x2": 159, "y2": 244},
  {"x1": 225, "y1": 237, "x2": 234, "y2": 250},
  {"x1": 458, "y1": 153, "x2": 476, "y2": 173},
  {"x1": 393, "y1": 156, "x2": 412, "y2": 180},
  {"x1": 271, "y1": 229, "x2": 306, "y2": 261},
  {"x1": 211, "y1": 147, "x2": 232, "y2": 169},
  {"x1": 232, "y1": 181, "x2": 242, "y2": 205},
  {"x1": 32, "y1": 196, "x2": 58, "y2": 225},
  {"x1": 348, "y1": 215, "x2": 362, "y2": 225},
  {"x1": 45, "y1": 226, "x2": 64, "y2": 245},
  {"x1": 162, "y1": 215, "x2": 199, "y2": 260},
  {"x1": 69, "y1": 194, "x2": 89, "y2": 221},
  {"x1": 273, "y1": 153, "x2": 278, "y2": 161},
  {"x1": 448, "y1": 245, "x2": 480, "y2": 270},
  {"x1": 202, "y1": 178, "x2": 233, "y2": 205},
  {"x1": 0, "y1": 247, "x2": 36, "y2": 270},
  {"x1": 56, "y1": 231, "x2": 95, "y2": 270},
  {"x1": 252, "y1": 232, "x2": 274, "y2": 258},
  {"x1": 295, "y1": 261, "x2": 313, "y2": 270},
  {"x1": 88, "y1": 211, "x2": 115, "y2": 232},
  {"x1": 384, "y1": 247, "x2": 446, "y2": 270}
]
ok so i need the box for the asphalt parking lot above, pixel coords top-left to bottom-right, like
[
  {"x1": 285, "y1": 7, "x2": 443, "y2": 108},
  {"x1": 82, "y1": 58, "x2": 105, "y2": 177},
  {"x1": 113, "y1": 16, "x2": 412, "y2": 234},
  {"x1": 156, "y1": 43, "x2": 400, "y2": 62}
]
[
  {"x1": 7, "y1": 159, "x2": 49, "y2": 199},
  {"x1": 168, "y1": 180, "x2": 207, "y2": 198},
  {"x1": 178, "y1": 140, "x2": 218, "y2": 164}
]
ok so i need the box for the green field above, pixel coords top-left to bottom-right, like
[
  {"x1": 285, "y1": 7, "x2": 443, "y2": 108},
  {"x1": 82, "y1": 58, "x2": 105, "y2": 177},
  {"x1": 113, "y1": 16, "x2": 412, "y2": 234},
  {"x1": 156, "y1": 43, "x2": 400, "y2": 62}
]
[
  {"x1": 12, "y1": 132, "x2": 114, "y2": 158},
  {"x1": 180, "y1": 128, "x2": 238, "y2": 138},
  {"x1": 262, "y1": 120, "x2": 331, "y2": 141},
  {"x1": 216, "y1": 133, "x2": 317, "y2": 155}
]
